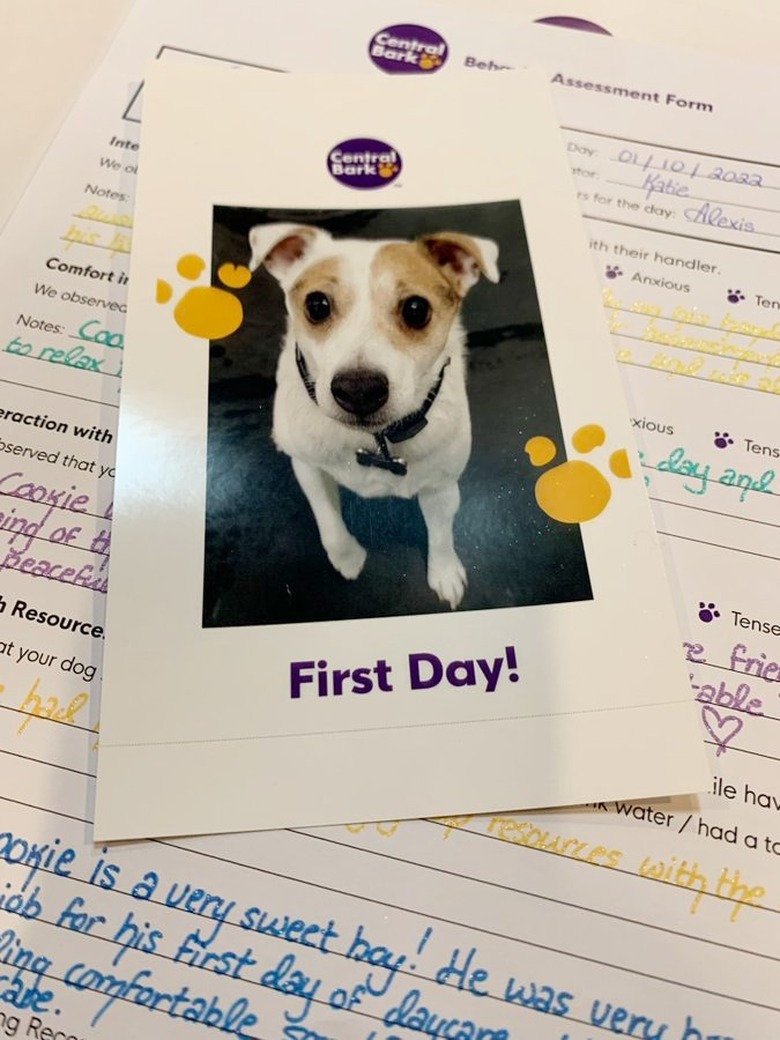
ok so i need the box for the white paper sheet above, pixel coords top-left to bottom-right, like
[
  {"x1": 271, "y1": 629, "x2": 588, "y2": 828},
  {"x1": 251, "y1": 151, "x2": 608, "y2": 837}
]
[
  {"x1": 0, "y1": 1, "x2": 777, "y2": 1037},
  {"x1": 92, "y1": 61, "x2": 705, "y2": 839}
]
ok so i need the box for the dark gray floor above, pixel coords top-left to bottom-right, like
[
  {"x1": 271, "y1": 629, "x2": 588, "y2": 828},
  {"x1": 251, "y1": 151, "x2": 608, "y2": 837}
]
[{"x1": 202, "y1": 202, "x2": 592, "y2": 627}]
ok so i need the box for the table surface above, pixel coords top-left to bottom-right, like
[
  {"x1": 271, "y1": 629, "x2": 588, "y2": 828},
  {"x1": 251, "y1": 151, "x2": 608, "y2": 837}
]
[{"x1": 1, "y1": 0, "x2": 777, "y2": 229}]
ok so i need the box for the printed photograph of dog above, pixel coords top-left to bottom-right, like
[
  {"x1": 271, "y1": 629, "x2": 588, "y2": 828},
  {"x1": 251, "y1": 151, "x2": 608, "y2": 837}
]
[
  {"x1": 203, "y1": 202, "x2": 592, "y2": 626},
  {"x1": 250, "y1": 222, "x2": 497, "y2": 610}
]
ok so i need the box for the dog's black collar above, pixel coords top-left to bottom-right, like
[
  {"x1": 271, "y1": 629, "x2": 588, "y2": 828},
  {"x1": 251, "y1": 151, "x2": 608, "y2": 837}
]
[{"x1": 294, "y1": 344, "x2": 449, "y2": 477}]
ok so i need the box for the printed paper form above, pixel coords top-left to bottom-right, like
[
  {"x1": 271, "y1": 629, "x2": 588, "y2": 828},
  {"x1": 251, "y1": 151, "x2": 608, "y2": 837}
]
[
  {"x1": 523, "y1": 24, "x2": 780, "y2": 769},
  {"x1": 0, "y1": 0, "x2": 776, "y2": 1036}
]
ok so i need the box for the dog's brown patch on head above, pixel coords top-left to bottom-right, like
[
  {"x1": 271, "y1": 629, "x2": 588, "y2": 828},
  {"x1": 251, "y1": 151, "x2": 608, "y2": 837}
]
[
  {"x1": 289, "y1": 257, "x2": 353, "y2": 341},
  {"x1": 372, "y1": 243, "x2": 460, "y2": 354}
]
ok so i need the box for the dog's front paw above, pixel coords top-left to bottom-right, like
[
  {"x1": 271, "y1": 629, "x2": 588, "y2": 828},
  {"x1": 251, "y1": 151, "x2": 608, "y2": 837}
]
[
  {"x1": 428, "y1": 553, "x2": 467, "y2": 610},
  {"x1": 326, "y1": 535, "x2": 367, "y2": 581}
]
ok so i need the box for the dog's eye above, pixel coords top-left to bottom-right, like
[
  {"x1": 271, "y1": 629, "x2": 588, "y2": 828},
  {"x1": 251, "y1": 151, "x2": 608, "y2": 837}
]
[
  {"x1": 304, "y1": 291, "x2": 331, "y2": 323},
  {"x1": 400, "y1": 295, "x2": 431, "y2": 330}
]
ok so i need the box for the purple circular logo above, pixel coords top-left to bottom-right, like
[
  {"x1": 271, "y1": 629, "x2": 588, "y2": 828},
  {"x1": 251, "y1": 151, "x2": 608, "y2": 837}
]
[
  {"x1": 534, "y1": 16, "x2": 611, "y2": 35},
  {"x1": 369, "y1": 24, "x2": 448, "y2": 74},
  {"x1": 327, "y1": 138, "x2": 402, "y2": 190}
]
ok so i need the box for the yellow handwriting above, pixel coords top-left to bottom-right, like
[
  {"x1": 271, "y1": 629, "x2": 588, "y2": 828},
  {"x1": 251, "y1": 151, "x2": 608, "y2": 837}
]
[
  {"x1": 62, "y1": 223, "x2": 101, "y2": 249},
  {"x1": 17, "y1": 678, "x2": 89, "y2": 735},
  {"x1": 106, "y1": 230, "x2": 131, "y2": 256},
  {"x1": 630, "y1": 300, "x2": 661, "y2": 316},
  {"x1": 486, "y1": 815, "x2": 623, "y2": 868},
  {"x1": 670, "y1": 305, "x2": 710, "y2": 325},
  {"x1": 649, "y1": 351, "x2": 705, "y2": 377},
  {"x1": 717, "y1": 867, "x2": 766, "y2": 922},
  {"x1": 344, "y1": 820, "x2": 401, "y2": 838},
  {"x1": 642, "y1": 318, "x2": 780, "y2": 368},
  {"x1": 75, "y1": 204, "x2": 133, "y2": 227},
  {"x1": 638, "y1": 856, "x2": 765, "y2": 921},
  {"x1": 721, "y1": 312, "x2": 780, "y2": 344},
  {"x1": 61, "y1": 222, "x2": 131, "y2": 256},
  {"x1": 708, "y1": 363, "x2": 751, "y2": 386},
  {"x1": 432, "y1": 815, "x2": 475, "y2": 838},
  {"x1": 608, "y1": 310, "x2": 626, "y2": 333}
]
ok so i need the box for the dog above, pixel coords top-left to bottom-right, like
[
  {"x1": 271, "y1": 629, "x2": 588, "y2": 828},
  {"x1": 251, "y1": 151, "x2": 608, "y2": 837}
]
[{"x1": 247, "y1": 222, "x2": 499, "y2": 609}]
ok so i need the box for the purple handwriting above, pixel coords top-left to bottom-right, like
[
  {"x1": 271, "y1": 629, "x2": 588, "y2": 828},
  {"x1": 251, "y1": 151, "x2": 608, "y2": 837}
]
[
  {"x1": 692, "y1": 677, "x2": 763, "y2": 716},
  {"x1": 730, "y1": 642, "x2": 780, "y2": 683},
  {"x1": 701, "y1": 704, "x2": 743, "y2": 756}
]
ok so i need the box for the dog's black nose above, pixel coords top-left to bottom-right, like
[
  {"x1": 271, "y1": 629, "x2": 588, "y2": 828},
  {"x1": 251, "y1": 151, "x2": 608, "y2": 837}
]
[{"x1": 331, "y1": 369, "x2": 389, "y2": 417}]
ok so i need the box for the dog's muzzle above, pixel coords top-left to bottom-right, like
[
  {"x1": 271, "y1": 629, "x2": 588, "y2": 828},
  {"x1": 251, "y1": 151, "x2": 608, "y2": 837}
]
[
  {"x1": 295, "y1": 344, "x2": 449, "y2": 477},
  {"x1": 330, "y1": 369, "x2": 389, "y2": 419}
]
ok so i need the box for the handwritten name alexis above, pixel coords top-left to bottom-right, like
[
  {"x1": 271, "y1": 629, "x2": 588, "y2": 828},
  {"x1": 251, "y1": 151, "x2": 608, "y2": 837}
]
[{"x1": 289, "y1": 647, "x2": 520, "y2": 699}]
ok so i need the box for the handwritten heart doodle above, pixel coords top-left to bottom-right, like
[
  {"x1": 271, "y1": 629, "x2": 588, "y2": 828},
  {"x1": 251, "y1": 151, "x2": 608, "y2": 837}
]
[{"x1": 701, "y1": 704, "x2": 742, "y2": 756}]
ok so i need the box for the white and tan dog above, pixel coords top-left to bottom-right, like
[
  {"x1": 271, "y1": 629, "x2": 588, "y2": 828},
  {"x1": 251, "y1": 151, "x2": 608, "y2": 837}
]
[{"x1": 248, "y1": 223, "x2": 499, "y2": 609}]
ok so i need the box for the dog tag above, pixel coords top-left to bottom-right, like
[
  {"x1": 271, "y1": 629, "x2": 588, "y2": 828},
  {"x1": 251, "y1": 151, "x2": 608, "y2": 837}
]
[{"x1": 355, "y1": 448, "x2": 407, "y2": 476}]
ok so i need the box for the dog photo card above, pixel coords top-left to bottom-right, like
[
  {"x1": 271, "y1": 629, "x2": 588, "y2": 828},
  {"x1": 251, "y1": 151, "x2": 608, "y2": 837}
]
[{"x1": 95, "y1": 63, "x2": 708, "y2": 839}]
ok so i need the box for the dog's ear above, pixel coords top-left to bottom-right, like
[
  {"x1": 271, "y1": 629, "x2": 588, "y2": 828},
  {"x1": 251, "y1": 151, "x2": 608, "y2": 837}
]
[
  {"x1": 247, "y1": 224, "x2": 329, "y2": 282},
  {"x1": 419, "y1": 233, "x2": 500, "y2": 296}
]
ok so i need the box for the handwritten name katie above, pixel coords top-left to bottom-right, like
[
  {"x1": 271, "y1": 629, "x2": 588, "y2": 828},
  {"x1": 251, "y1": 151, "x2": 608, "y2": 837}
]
[{"x1": 289, "y1": 647, "x2": 520, "y2": 699}]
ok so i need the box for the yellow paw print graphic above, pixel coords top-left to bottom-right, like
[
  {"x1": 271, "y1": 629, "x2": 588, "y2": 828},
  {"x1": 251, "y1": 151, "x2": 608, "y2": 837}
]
[
  {"x1": 156, "y1": 253, "x2": 251, "y2": 339},
  {"x1": 378, "y1": 162, "x2": 400, "y2": 179},
  {"x1": 524, "y1": 424, "x2": 632, "y2": 523},
  {"x1": 418, "y1": 54, "x2": 443, "y2": 70}
]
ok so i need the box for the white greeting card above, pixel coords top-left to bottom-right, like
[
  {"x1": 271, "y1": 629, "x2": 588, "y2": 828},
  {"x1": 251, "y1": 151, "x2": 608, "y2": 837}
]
[{"x1": 94, "y1": 62, "x2": 707, "y2": 839}]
